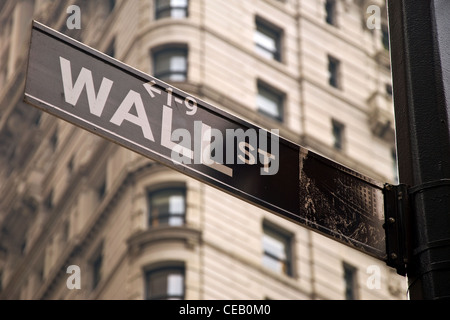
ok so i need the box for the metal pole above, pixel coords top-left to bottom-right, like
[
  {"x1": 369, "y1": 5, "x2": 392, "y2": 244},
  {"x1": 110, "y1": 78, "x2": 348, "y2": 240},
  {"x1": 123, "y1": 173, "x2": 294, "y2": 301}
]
[{"x1": 387, "y1": 0, "x2": 450, "y2": 299}]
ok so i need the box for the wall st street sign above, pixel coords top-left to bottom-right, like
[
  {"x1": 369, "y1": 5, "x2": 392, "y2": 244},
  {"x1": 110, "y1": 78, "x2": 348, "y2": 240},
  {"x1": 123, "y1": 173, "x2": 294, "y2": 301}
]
[{"x1": 24, "y1": 21, "x2": 388, "y2": 262}]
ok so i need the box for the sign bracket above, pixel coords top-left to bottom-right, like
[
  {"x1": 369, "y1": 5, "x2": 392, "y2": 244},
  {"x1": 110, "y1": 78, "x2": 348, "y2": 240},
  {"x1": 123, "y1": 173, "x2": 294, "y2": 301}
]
[{"x1": 383, "y1": 184, "x2": 411, "y2": 276}]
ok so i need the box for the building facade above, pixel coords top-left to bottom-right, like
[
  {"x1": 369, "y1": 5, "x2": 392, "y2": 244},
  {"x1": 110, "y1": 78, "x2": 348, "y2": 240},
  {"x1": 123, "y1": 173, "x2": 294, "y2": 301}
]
[{"x1": 0, "y1": 0, "x2": 406, "y2": 300}]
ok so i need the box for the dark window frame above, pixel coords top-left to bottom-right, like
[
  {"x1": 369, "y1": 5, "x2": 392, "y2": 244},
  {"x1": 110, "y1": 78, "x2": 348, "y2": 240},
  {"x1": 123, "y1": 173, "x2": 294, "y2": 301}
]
[
  {"x1": 152, "y1": 46, "x2": 188, "y2": 82},
  {"x1": 34, "y1": 112, "x2": 42, "y2": 126},
  {"x1": 108, "y1": 0, "x2": 116, "y2": 13},
  {"x1": 50, "y1": 129, "x2": 58, "y2": 151},
  {"x1": 256, "y1": 80, "x2": 285, "y2": 122},
  {"x1": 145, "y1": 265, "x2": 185, "y2": 300},
  {"x1": 332, "y1": 119, "x2": 345, "y2": 151},
  {"x1": 328, "y1": 55, "x2": 341, "y2": 89},
  {"x1": 90, "y1": 243, "x2": 104, "y2": 291},
  {"x1": 254, "y1": 17, "x2": 282, "y2": 62},
  {"x1": 262, "y1": 222, "x2": 293, "y2": 277},
  {"x1": 325, "y1": 0, "x2": 337, "y2": 26},
  {"x1": 343, "y1": 262, "x2": 358, "y2": 300},
  {"x1": 105, "y1": 37, "x2": 115, "y2": 58},
  {"x1": 20, "y1": 239, "x2": 27, "y2": 255},
  {"x1": 382, "y1": 24, "x2": 390, "y2": 51},
  {"x1": 148, "y1": 187, "x2": 187, "y2": 227},
  {"x1": 67, "y1": 155, "x2": 74, "y2": 174},
  {"x1": 97, "y1": 177, "x2": 107, "y2": 200},
  {"x1": 155, "y1": 0, "x2": 189, "y2": 20},
  {"x1": 44, "y1": 189, "x2": 54, "y2": 211},
  {"x1": 385, "y1": 83, "x2": 393, "y2": 97}
]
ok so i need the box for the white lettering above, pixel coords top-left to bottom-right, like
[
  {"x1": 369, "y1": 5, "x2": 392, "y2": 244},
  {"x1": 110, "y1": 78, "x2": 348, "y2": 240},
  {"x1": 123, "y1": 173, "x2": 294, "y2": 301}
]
[
  {"x1": 171, "y1": 128, "x2": 192, "y2": 164},
  {"x1": 179, "y1": 305, "x2": 214, "y2": 318},
  {"x1": 110, "y1": 90, "x2": 155, "y2": 141},
  {"x1": 366, "y1": 265, "x2": 381, "y2": 289},
  {"x1": 161, "y1": 105, "x2": 194, "y2": 161},
  {"x1": 59, "y1": 56, "x2": 113, "y2": 117},
  {"x1": 143, "y1": 80, "x2": 161, "y2": 98},
  {"x1": 185, "y1": 96, "x2": 197, "y2": 115},
  {"x1": 66, "y1": 265, "x2": 81, "y2": 290},
  {"x1": 258, "y1": 149, "x2": 276, "y2": 175},
  {"x1": 238, "y1": 141, "x2": 256, "y2": 165},
  {"x1": 223, "y1": 305, "x2": 270, "y2": 315},
  {"x1": 258, "y1": 129, "x2": 279, "y2": 175},
  {"x1": 366, "y1": 5, "x2": 381, "y2": 30},
  {"x1": 226, "y1": 128, "x2": 257, "y2": 165},
  {"x1": 66, "y1": 5, "x2": 81, "y2": 30},
  {"x1": 166, "y1": 87, "x2": 173, "y2": 106},
  {"x1": 200, "y1": 122, "x2": 233, "y2": 177}
]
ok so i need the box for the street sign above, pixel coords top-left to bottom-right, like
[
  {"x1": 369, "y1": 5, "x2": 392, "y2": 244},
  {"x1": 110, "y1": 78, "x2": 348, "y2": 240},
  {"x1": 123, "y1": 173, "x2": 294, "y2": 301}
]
[{"x1": 24, "y1": 21, "x2": 387, "y2": 260}]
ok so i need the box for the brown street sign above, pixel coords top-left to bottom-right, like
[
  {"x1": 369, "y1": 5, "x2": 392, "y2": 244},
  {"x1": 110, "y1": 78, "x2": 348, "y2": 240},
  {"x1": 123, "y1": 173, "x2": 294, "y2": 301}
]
[{"x1": 24, "y1": 21, "x2": 387, "y2": 261}]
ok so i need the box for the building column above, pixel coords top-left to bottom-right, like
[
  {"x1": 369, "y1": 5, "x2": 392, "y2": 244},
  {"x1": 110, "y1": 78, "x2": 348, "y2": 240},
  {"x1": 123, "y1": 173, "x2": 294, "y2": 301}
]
[{"x1": 8, "y1": 0, "x2": 34, "y2": 76}]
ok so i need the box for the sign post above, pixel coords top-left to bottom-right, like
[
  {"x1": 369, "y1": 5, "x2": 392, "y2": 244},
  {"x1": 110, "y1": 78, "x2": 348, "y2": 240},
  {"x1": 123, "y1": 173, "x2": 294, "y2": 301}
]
[
  {"x1": 25, "y1": 21, "x2": 388, "y2": 267},
  {"x1": 387, "y1": 0, "x2": 450, "y2": 299}
]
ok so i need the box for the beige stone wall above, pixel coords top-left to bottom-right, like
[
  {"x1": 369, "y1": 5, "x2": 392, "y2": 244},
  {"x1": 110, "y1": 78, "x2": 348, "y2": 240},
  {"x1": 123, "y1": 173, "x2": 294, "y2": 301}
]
[{"x1": 0, "y1": 0, "x2": 406, "y2": 300}]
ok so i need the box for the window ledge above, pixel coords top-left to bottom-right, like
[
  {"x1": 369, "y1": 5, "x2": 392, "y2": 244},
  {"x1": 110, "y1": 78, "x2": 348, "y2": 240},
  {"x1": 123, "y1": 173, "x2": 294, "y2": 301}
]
[
  {"x1": 127, "y1": 226, "x2": 201, "y2": 255},
  {"x1": 367, "y1": 91, "x2": 395, "y2": 142},
  {"x1": 373, "y1": 49, "x2": 391, "y2": 70}
]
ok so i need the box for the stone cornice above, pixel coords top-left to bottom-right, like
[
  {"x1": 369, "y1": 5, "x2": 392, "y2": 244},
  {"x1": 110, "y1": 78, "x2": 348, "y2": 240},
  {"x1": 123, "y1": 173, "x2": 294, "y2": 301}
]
[{"x1": 127, "y1": 226, "x2": 202, "y2": 257}]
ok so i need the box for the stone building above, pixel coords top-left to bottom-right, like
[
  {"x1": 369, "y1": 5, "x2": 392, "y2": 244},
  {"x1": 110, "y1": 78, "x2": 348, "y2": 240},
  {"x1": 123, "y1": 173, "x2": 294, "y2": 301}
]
[{"x1": 0, "y1": 0, "x2": 406, "y2": 299}]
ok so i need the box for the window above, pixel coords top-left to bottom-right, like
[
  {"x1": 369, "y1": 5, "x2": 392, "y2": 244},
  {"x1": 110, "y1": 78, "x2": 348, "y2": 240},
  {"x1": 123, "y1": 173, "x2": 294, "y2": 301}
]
[
  {"x1": 325, "y1": 0, "x2": 337, "y2": 26},
  {"x1": 50, "y1": 129, "x2": 58, "y2": 151},
  {"x1": 20, "y1": 240, "x2": 27, "y2": 255},
  {"x1": 332, "y1": 120, "x2": 345, "y2": 151},
  {"x1": 385, "y1": 83, "x2": 393, "y2": 97},
  {"x1": 382, "y1": 24, "x2": 390, "y2": 51},
  {"x1": 97, "y1": 178, "x2": 106, "y2": 200},
  {"x1": 257, "y1": 81, "x2": 284, "y2": 121},
  {"x1": 108, "y1": 0, "x2": 116, "y2": 13},
  {"x1": 105, "y1": 38, "x2": 115, "y2": 58},
  {"x1": 34, "y1": 112, "x2": 42, "y2": 126},
  {"x1": 90, "y1": 244, "x2": 103, "y2": 290},
  {"x1": 153, "y1": 47, "x2": 188, "y2": 82},
  {"x1": 44, "y1": 189, "x2": 54, "y2": 210},
  {"x1": 148, "y1": 187, "x2": 186, "y2": 227},
  {"x1": 67, "y1": 156, "x2": 74, "y2": 175},
  {"x1": 145, "y1": 266, "x2": 185, "y2": 300},
  {"x1": 262, "y1": 223, "x2": 292, "y2": 276},
  {"x1": 328, "y1": 55, "x2": 341, "y2": 89},
  {"x1": 155, "y1": 0, "x2": 188, "y2": 19},
  {"x1": 343, "y1": 263, "x2": 358, "y2": 300},
  {"x1": 254, "y1": 18, "x2": 282, "y2": 62}
]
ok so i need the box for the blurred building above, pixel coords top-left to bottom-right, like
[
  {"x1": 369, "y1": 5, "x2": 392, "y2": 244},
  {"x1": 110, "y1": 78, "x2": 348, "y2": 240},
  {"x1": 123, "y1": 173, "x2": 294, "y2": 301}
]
[{"x1": 0, "y1": 0, "x2": 406, "y2": 300}]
